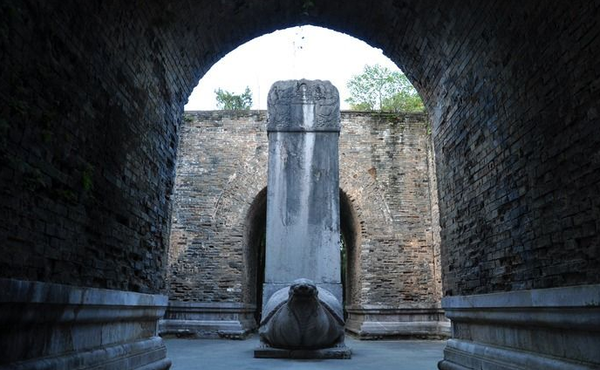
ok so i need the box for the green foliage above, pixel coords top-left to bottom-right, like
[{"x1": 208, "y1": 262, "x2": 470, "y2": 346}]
[
  {"x1": 383, "y1": 90, "x2": 425, "y2": 113},
  {"x1": 346, "y1": 64, "x2": 425, "y2": 113},
  {"x1": 215, "y1": 86, "x2": 253, "y2": 110}
]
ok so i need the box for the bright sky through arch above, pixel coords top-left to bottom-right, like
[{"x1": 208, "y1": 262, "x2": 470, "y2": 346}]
[{"x1": 184, "y1": 26, "x2": 402, "y2": 111}]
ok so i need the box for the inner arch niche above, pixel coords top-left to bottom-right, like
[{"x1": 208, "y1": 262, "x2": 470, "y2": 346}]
[
  {"x1": 339, "y1": 189, "x2": 361, "y2": 309},
  {"x1": 243, "y1": 187, "x2": 267, "y2": 323},
  {"x1": 244, "y1": 187, "x2": 361, "y2": 322}
]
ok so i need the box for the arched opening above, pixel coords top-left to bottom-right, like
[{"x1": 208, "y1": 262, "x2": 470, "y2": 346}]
[
  {"x1": 178, "y1": 25, "x2": 424, "y2": 326},
  {"x1": 339, "y1": 188, "x2": 361, "y2": 313},
  {"x1": 244, "y1": 187, "x2": 360, "y2": 323},
  {"x1": 184, "y1": 25, "x2": 410, "y2": 112},
  {"x1": 243, "y1": 187, "x2": 267, "y2": 323}
]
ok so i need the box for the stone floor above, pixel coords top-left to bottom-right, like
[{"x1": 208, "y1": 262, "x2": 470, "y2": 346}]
[{"x1": 165, "y1": 336, "x2": 446, "y2": 369}]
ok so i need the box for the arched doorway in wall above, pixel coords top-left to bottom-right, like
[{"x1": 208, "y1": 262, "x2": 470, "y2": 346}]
[
  {"x1": 243, "y1": 187, "x2": 361, "y2": 322},
  {"x1": 243, "y1": 187, "x2": 267, "y2": 324},
  {"x1": 165, "y1": 22, "x2": 451, "y2": 367},
  {"x1": 182, "y1": 24, "x2": 421, "y2": 322},
  {"x1": 339, "y1": 188, "x2": 361, "y2": 315},
  {"x1": 169, "y1": 13, "x2": 449, "y2": 369}
]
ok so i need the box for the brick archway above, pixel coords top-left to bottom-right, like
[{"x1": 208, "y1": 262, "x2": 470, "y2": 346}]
[{"x1": 1, "y1": 1, "x2": 599, "y2": 369}]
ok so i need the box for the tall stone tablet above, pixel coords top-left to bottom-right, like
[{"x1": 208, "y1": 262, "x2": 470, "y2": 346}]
[{"x1": 263, "y1": 80, "x2": 342, "y2": 306}]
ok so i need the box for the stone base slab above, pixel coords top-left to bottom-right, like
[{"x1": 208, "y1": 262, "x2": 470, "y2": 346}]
[
  {"x1": 159, "y1": 301, "x2": 256, "y2": 339},
  {"x1": 345, "y1": 305, "x2": 450, "y2": 339},
  {"x1": 254, "y1": 345, "x2": 352, "y2": 359},
  {"x1": 6, "y1": 337, "x2": 171, "y2": 370},
  {"x1": 438, "y1": 339, "x2": 598, "y2": 370},
  {"x1": 0, "y1": 278, "x2": 170, "y2": 369},
  {"x1": 439, "y1": 284, "x2": 600, "y2": 369}
]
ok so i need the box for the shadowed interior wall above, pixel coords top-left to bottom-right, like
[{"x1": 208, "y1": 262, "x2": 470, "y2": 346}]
[{"x1": 0, "y1": 1, "x2": 188, "y2": 293}]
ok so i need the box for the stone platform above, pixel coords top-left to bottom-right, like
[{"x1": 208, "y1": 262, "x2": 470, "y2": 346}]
[
  {"x1": 159, "y1": 301, "x2": 256, "y2": 339},
  {"x1": 346, "y1": 304, "x2": 450, "y2": 339},
  {"x1": 438, "y1": 284, "x2": 600, "y2": 370},
  {"x1": 254, "y1": 344, "x2": 352, "y2": 359},
  {"x1": 0, "y1": 278, "x2": 171, "y2": 370}
]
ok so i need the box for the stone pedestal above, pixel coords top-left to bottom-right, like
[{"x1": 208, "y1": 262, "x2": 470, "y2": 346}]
[
  {"x1": 159, "y1": 301, "x2": 256, "y2": 339},
  {"x1": 0, "y1": 278, "x2": 171, "y2": 370},
  {"x1": 262, "y1": 80, "x2": 342, "y2": 306},
  {"x1": 345, "y1": 304, "x2": 450, "y2": 339},
  {"x1": 438, "y1": 284, "x2": 600, "y2": 370}
]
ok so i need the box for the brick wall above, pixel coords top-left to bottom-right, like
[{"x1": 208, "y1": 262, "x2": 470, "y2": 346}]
[
  {"x1": 0, "y1": 1, "x2": 188, "y2": 293},
  {"x1": 167, "y1": 111, "x2": 441, "y2": 309},
  {"x1": 424, "y1": 2, "x2": 600, "y2": 295},
  {"x1": 168, "y1": 111, "x2": 269, "y2": 303}
]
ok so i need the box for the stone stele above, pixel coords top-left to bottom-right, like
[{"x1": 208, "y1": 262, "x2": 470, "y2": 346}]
[
  {"x1": 263, "y1": 79, "x2": 342, "y2": 304},
  {"x1": 256, "y1": 80, "x2": 350, "y2": 359}
]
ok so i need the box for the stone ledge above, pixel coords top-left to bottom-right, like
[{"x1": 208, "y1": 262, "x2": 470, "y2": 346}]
[
  {"x1": 165, "y1": 301, "x2": 256, "y2": 312},
  {"x1": 440, "y1": 285, "x2": 600, "y2": 369},
  {"x1": 159, "y1": 319, "x2": 253, "y2": 339},
  {"x1": 0, "y1": 278, "x2": 170, "y2": 368},
  {"x1": 444, "y1": 306, "x2": 600, "y2": 330},
  {"x1": 438, "y1": 339, "x2": 597, "y2": 370},
  {"x1": 159, "y1": 301, "x2": 256, "y2": 339},
  {"x1": 442, "y1": 283, "x2": 600, "y2": 308},
  {"x1": 345, "y1": 305, "x2": 450, "y2": 339},
  {"x1": 0, "y1": 278, "x2": 167, "y2": 326},
  {"x1": 5, "y1": 336, "x2": 171, "y2": 370},
  {"x1": 0, "y1": 278, "x2": 168, "y2": 307},
  {"x1": 443, "y1": 284, "x2": 600, "y2": 332},
  {"x1": 347, "y1": 321, "x2": 451, "y2": 339}
]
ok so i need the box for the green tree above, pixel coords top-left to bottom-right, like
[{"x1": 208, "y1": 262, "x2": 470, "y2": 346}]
[
  {"x1": 215, "y1": 86, "x2": 253, "y2": 110},
  {"x1": 346, "y1": 64, "x2": 425, "y2": 113}
]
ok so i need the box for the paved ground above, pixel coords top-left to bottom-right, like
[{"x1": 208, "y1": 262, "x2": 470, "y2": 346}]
[{"x1": 165, "y1": 336, "x2": 446, "y2": 370}]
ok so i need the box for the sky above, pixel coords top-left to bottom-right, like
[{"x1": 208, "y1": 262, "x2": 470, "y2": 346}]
[{"x1": 184, "y1": 26, "x2": 401, "y2": 111}]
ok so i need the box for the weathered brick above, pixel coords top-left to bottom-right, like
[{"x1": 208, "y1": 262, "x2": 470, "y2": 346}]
[{"x1": 167, "y1": 111, "x2": 442, "y2": 309}]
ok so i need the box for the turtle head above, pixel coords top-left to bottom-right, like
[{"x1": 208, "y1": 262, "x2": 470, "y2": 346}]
[{"x1": 289, "y1": 278, "x2": 318, "y2": 299}]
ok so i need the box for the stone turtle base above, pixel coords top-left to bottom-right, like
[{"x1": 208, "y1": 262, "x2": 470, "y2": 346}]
[{"x1": 254, "y1": 344, "x2": 352, "y2": 359}]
